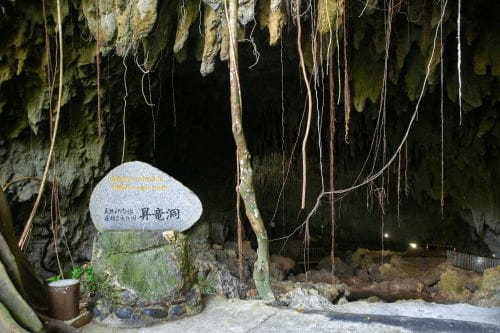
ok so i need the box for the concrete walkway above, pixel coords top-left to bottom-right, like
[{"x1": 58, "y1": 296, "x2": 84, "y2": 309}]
[{"x1": 82, "y1": 297, "x2": 500, "y2": 333}]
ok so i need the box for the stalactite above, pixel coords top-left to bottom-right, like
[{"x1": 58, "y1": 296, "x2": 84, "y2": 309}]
[{"x1": 200, "y1": 5, "x2": 222, "y2": 76}]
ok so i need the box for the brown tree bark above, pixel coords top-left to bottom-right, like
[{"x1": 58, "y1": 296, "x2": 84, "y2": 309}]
[
  {"x1": 226, "y1": 0, "x2": 274, "y2": 300},
  {"x1": 0, "y1": 189, "x2": 44, "y2": 332}
]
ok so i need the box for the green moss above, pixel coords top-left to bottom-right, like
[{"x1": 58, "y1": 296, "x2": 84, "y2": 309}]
[
  {"x1": 417, "y1": 13, "x2": 433, "y2": 55},
  {"x1": 197, "y1": 275, "x2": 216, "y2": 295},
  {"x1": 372, "y1": 25, "x2": 387, "y2": 55},
  {"x1": 480, "y1": 267, "x2": 500, "y2": 293},
  {"x1": 15, "y1": 48, "x2": 28, "y2": 75},
  {"x1": 77, "y1": 44, "x2": 97, "y2": 67},
  {"x1": 351, "y1": 44, "x2": 384, "y2": 112},
  {"x1": 438, "y1": 269, "x2": 472, "y2": 301},
  {"x1": 96, "y1": 231, "x2": 169, "y2": 255},
  {"x1": 107, "y1": 247, "x2": 181, "y2": 300},
  {"x1": 25, "y1": 84, "x2": 47, "y2": 135},
  {"x1": 0, "y1": 64, "x2": 13, "y2": 85},
  {"x1": 93, "y1": 231, "x2": 194, "y2": 302},
  {"x1": 6, "y1": 117, "x2": 28, "y2": 140},
  {"x1": 474, "y1": 30, "x2": 500, "y2": 76},
  {"x1": 353, "y1": 29, "x2": 365, "y2": 50},
  {"x1": 350, "y1": 248, "x2": 371, "y2": 267},
  {"x1": 405, "y1": 47, "x2": 426, "y2": 101}
]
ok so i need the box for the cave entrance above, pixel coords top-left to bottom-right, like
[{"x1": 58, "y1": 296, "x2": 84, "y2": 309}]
[{"x1": 113, "y1": 30, "x2": 495, "y2": 304}]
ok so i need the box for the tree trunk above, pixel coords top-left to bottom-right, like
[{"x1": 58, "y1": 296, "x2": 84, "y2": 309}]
[
  {"x1": 227, "y1": 0, "x2": 274, "y2": 300},
  {"x1": 0, "y1": 189, "x2": 44, "y2": 332},
  {"x1": 0, "y1": 302, "x2": 29, "y2": 333}
]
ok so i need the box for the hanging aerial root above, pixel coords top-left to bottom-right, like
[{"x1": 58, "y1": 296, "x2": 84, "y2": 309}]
[
  {"x1": 296, "y1": 0, "x2": 314, "y2": 210},
  {"x1": 96, "y1": 0, "x2": 102, "y2": 137},
  {"x1": 342, "y1": 0, "x2": 351, "y2": 142},
  {"x1": 301, "y1": 0, "x2": 450, "y2": 230},
  {"x1": 19, "y1": 0, "x2": 65, "y2": 251},
  {"x1": 328, "y1": 48, "x2": 337, "y2": 281},
  {"x1": 457, "y1": 0, "x2": 463, "y2": 125},
  {"x1": 440, "y1": 0, "x2": 445, "y2": 216},
  {"x1": 397, "y1": 150, "x2": 401, "y2": 224}
]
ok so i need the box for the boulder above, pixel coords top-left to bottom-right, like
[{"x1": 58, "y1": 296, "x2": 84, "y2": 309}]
[
  {"x1": 472, "y1": 266, "x2": 500, "y2": 307},
  {"x1": 291, "y1": 269, "x2": 338, "y2": 284},
  {"x1": 345, "y1": 276, "x2": 428, "y2": 301},
  {"x1": 378, "y1": 263, "x2": 408, "y2": 281},
  {"x1": 269, "y1": 262, "x2": 286, "y2": 281},
  {"x1": 349, "y1": 248, "x2": 402, "y2": 270},
  {"x1": 271, "y1": 255, "x2": 295, "y2": 273},
  {"x1": 436, "y1": 264, "x2": 481, "y2": 303},
  {"x1": 194, "y1": 241, "x2": 251, "y2": 298},
  {"x1": 272, "y1": 280, "x2": 350, "y2": 304},
  {"x1": 276, "y1": 287, "x2": 335, "y2": 312},
  {"x1": 270, "y1": 255, "x2": 295, "y2": 281},
  {"x1": 316, "y1": 256, "x2": 354, "y2": 278},
  {"x1": 205, "y1": 270, "x2": 247, "y2": 298}
]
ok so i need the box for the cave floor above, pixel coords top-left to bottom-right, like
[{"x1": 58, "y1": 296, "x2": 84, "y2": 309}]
[{"x1": 81, "y1": 296, "x2": 500, "y2": 333}]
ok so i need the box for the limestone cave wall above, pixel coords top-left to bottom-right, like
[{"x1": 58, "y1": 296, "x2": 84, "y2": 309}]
[{"x1": 0, "y1": 0, "x2": 499, "y2": 275}]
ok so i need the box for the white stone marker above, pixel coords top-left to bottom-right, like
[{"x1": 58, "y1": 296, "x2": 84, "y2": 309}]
[{"x1": 90, "y1": 161, "x2": 202, "y2": 232}]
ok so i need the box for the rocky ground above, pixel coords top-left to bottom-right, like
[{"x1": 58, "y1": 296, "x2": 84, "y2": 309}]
[
  {"x1": 81, "y1": 296, "x2": 500, "y2": 333},
  {"x1": 271, "y1": 247, "x2": 500, "y2": 307},
  {"x1": 81, "y1": 243, "x2": 500, "y2": 332}
]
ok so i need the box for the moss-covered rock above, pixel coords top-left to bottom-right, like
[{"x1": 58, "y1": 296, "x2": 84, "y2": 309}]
[
  {"x1": 91, "y1": 230, "x2": 202, "y2": 326},
  {"x1": 317, "y1": 256, "x2": 354, "y2": 278},
  {"x1": 437, "y1": 265, "x2": 481, "y2": 303},
  {"x1": 473, "y1": 266, "x2": 500, "y2": 307}
]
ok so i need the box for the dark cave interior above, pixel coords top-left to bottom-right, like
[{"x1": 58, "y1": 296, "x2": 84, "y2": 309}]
[
  {"x1": 106, "y1": 29, "x2": 494, "y2": 267},
  {"x1": 1, "y1": 0, "x2": 498, "y2": 280}
]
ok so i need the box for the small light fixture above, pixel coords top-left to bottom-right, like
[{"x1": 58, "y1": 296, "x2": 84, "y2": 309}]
[
  {"x1": 384, "y1": 233, "x2": 390, "y2": 239},
  {"x1": 493, "y1": 254, "x2": 497, "y2": 258},
  {"x1": 409, "y1": 242, "x2": 418, "y2": 249}
]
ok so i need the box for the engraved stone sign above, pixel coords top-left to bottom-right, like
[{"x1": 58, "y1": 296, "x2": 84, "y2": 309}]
[{"x1": 89, "y1": 161, "x2": 202, "y2": 232}]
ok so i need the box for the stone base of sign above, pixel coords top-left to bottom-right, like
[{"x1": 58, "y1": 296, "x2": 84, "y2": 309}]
[
  {"x1": 92, "y1": 286, "x2": 202, "y2": 327},
  {"x1": 91, "y1": 229, "x2": 203, "y2": 327}
]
